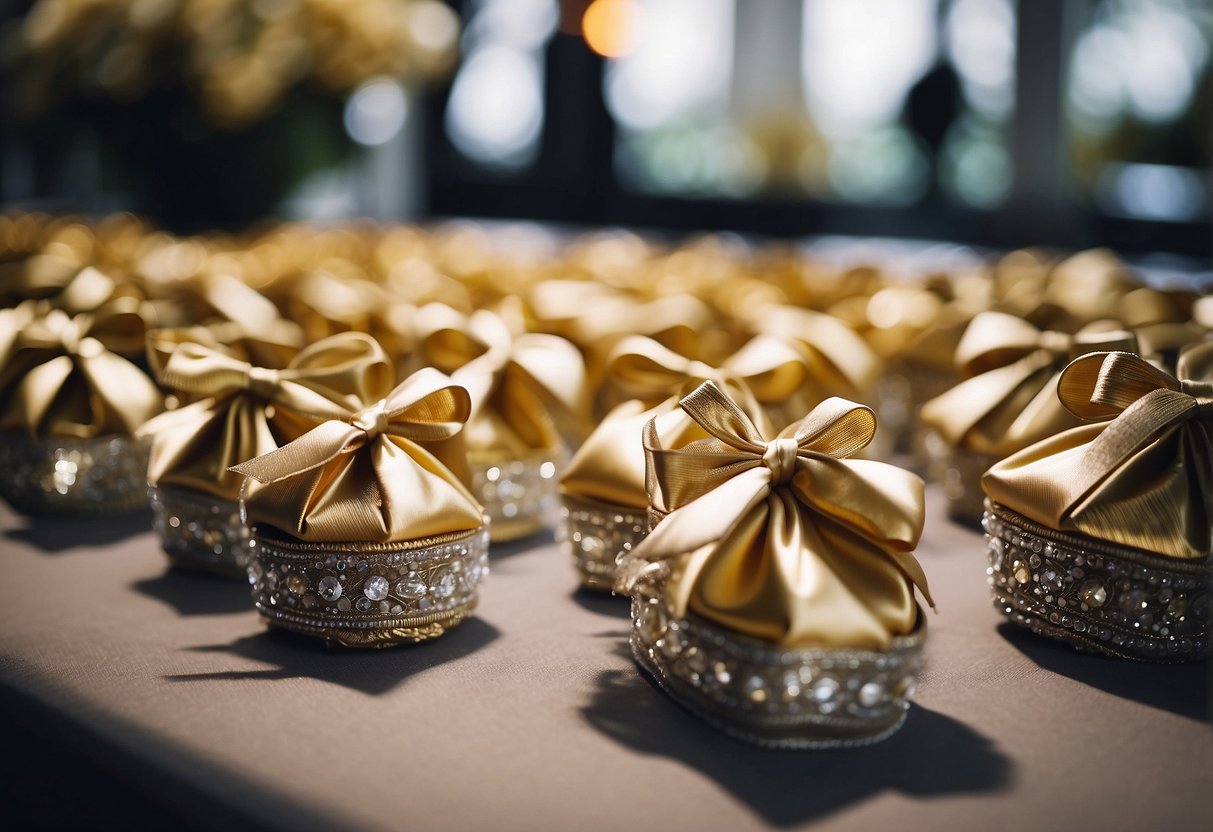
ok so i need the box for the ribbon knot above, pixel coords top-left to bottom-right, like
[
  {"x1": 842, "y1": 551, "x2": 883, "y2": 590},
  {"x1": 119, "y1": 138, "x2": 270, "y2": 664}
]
[
  {"x1": 1179, "y1": 379, "x2": 1213, "y2": 418},
  {"x1": 352, "y1": 403, "x2": 390, "y2": 438},
  {"x1": 762, "y1": 437, "x2": 799, "y2": 484},
  {"x1": 243, "y1": 366, "x2": 281, "y2": 400}
]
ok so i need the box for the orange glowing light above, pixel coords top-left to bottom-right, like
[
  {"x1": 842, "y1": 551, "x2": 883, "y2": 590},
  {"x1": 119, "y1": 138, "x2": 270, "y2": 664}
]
[{"x1": 582, "y1": 0, "x2": 642, "y2": 58}]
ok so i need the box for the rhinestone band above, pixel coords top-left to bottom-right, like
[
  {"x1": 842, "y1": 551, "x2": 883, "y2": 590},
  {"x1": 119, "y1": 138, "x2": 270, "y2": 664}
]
[
  {"x1": 629, "y1": 584, "x2": 925, "y2": 748},
  {"x1": 248, "y1": 525, "x2": 490, "y2": 648},
  {"x1": 470, "y1": 452, "x2": 559, "y2": 542},
  {"x1": 0, "y1": 432, "x2": 150, "y2": 514},
  {"x1": 558, "y1": 493, "x2": 649, "y2": 591},
  {"x1": 984, "y1": 501, "x2": 1212, "y2": 662},
  {"x1": 149, "y1": 485, "x2": 250, "y2": 577}
]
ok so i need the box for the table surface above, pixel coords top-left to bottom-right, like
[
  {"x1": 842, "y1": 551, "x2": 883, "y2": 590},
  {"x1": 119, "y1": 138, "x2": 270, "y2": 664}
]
[{"x1": 1, "y1": 489, "x2": 1210, "y2": 832}]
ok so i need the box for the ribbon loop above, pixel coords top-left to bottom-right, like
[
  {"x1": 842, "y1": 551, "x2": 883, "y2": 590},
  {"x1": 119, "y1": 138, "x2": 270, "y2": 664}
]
[{"x1": 244, "y1": 365, "x2": 281, "y2": 400}]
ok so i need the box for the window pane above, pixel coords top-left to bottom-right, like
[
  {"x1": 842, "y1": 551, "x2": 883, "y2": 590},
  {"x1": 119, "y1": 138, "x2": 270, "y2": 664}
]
[{"x1": 1066, "y1": 0, "x2": 1212, "y2": 222}]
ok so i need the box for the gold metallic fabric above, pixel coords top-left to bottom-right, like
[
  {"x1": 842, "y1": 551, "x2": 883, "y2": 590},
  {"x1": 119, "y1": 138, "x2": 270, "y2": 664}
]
[
  {"x1": 0, "y1": 300, "x2": 163, "y2": 438},
  {"x1": 231, "y1": 367, "x2": 485, "y2": 544},
  {"x1": 983, "y1": 344, "x2": 1213, "y2": 560},
  {"x1": 142, "y1": 332, "x2": 392, "y2": 502},
  {"x1": 414, "y1": 305, "x2": 587, "y2": 457},
  {"x1": 623, "y1": 381, "x2": 931, "y2": 650},
  {"x1": 560, "y1": 335, "x2": 804, "y2": 509},
  {"x1": 920, "y1": 312, "x2": 1137, "y2": 457}
]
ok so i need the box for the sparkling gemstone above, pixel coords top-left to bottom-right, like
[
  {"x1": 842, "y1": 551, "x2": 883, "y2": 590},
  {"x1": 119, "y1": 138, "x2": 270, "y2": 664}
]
[
  {"x1": 1012, "y1": 561, "x2": 1030, "y2": 585},
  {"x1": 579, "y1": 535, "x2": 605, "y2": 556},
  {"x1": 745, "y1": 676, "x2": 768, "y2": 703},
  {"x1": 1080, "y1": 579, "x2": 1108, "y2": 608},
  {"x1": 318, "y1": 576, "x2": 342, "y2": 602},
  {"x1": 432, "y1": 570, "x2": 456, "y2": 599},
  {"x1": 355, "y1": 597, "x2": 372, "y2": 612},
  {"x1": 858, "y1": 682, "x2": 883, "y2": 708},
  {"x1": 713, "y1": 661, "x2": 732, "y2": 685},
  {"x1": 811, "y1": 677, "x2": 840, "y2": 703},
  {"x1": 683, "y1": 646, "x2": 707, "y2": 674},
  {"x1": 1167, "y1": 595, "x2": 1189, "y2": 619},
  {"x1": 395, "y1": 578, "x2": 428, "y2": 599},
  {"x1": 781, "y1": 672, "x2": 802, "y2": 701},
  {"x1": 336, "y1": 597, "x2": 351, "y2": 612},
  {"x1": 287, "y1": 575, "x2": 308, "y2": 596},
  {"x1": 1118, "y1": 589, "x2": 1149, "y2": 614},
  {"x1": 363, "y1": 575, "x2": 389, "y2": 601}
]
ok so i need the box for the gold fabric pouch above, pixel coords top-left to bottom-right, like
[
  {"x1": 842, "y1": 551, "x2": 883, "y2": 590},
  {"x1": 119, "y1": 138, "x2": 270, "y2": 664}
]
[
  {"x1": 980, "y1": 344, "x2": 1212, "y2": 661},
  {"x1": 618, "y1": 381, "x2": 932, "y2": 747}
]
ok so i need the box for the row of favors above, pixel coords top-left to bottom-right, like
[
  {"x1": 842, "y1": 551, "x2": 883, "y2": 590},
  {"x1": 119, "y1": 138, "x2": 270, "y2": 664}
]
[{"x1": 1, "y1": 213, "x2": 1210, "y2": 749}]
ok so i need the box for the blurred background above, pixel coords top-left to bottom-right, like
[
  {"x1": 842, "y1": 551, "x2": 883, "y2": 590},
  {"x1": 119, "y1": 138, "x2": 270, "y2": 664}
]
[{"x1": 1, "y1": 0, "x2": 1209, "y2": 259}]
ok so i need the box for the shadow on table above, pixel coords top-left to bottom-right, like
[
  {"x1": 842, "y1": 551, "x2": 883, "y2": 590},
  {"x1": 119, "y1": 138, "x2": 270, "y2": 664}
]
[
  {"x1": 582, "y1": 668, "x2": 1014, "y2": 827},
  {"x1": 571, "y1": 586, "x2": 630, "y2": 618},
  {"x1": 132, "y1": 570, "x2": 253, "y2": 617},
  {"x1": 163, "y1": 618, "x2": 501, "y2": 696},
  {"x1": 997, "y1": 621, "x2": 1211, "y2": 722},
  {"x1": 4, "y1": 510, "x2": 152, "y2": 552},
  {"x1": 490, "y1": 527, "x2": 556, "y2": 560}
]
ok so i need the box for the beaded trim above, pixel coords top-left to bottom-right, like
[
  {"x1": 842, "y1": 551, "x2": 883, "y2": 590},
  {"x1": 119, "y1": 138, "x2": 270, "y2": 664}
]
[
  {"x1": 248, "y1": 525, "x2": 490, "y2": 648},
  {"x1": 984, "y1": 500, "x2": 1212, "y2": 662},
  {"x1": 150, "y1": 485, "x2": 250, "y2": 577},
  {"x1": 0, "y1": 432, "x2": 150, "y2": 515},
  {"x1": 558, "y1": 493, "x2": 649, "y2": 591},
  {"x1": 628, "y1": 579, "x2": 925, "y2": 748},
  {"x1": 470, "y1": 451, "x2": 559, "y2": 542}
]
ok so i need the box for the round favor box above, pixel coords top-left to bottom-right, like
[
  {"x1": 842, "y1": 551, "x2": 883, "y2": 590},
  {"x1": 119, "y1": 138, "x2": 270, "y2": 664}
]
[
  {"x1": 149, "y1": 485, "x2": 250, "y2": 577},
  {"x1": 469, "y1": 450, "x2": 560, "y2": 542},
  {"x1": 628, "y1": 574, "x2": 926, "y2": 748},
  {"x1": 247, "y1": 524, "x2": 490, "y2": 648},
  {"x1": 559, "y1": 493, "x2": 649, "y2": 591},
  {"x1": 0, "y1": 432, "x2": 150, "y2": 515},
  {"x1": 983, "y1": 500, "x2": 1212, "y2": 662}
]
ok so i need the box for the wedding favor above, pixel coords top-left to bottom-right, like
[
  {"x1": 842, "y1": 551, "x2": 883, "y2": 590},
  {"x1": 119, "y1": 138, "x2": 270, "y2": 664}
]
[
  {"x1": 982, "y1": 345, "x2": 1212, "y2": 662},
  {"x1": 142, "y1": 331, "x2": 389, "y2": 575},
  {"x1": 413, "y1": 305, "x2": 586, "y2": 541},
  {"x1": 231, "y1": 368, "x2": 489, "y2": 648},
  {"x1": 619, "y1": 381, "x2": 932, "y2": 747},
  {"x1": 0, "y1": 298, "x2": 162, "y2": 513}
]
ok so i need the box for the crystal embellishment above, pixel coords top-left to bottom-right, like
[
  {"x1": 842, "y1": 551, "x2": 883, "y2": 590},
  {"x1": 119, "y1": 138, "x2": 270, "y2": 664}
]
[
  {"x1": 983, "y1": 500, "x2": 1211, "y2": 662},
  {"x1": 247, "y1": 526, "x2": 491, "y2": 648},
  {"x1": 150, "y1": 485, "x2": 252, "y2": 577},
  {"x1": 560, "y1": 494, "x2": 650, "y2": 591},
  {"x1": 628, "y1": 587, "x2": 925, "y2": 748},
  {"x1": 0, "y1": 433, "x2": 150, "y2": 515}
]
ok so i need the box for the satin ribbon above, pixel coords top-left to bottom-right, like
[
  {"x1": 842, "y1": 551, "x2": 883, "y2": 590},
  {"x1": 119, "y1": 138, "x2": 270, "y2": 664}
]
[
  {"x1": 141, "y1": 332, "x2": 392, "y2": 501},
  {"x1": 983, "y1": 343, "x2": 1213, "y2": 559},
  {"x1": 146, "y1": 319, "x2": 305, "y2": 384},
  {"x1": 920, "y1": 312, "x2": 1137, "y2": 457},
  {"x1": 231, "y1": 367, "x2": 485, "y2": 543},
  {"x1": 747, "y1": 305, "x2": 881, "y2": 401},
  {"x1": 621, "y1": 381, "x2": 931, "y2": 650},
  {"x1": 560, "y1": 336, "x2": 805, "y2": 509},
  {"x1": 414, "y1": 305, "x2": 587, "y2": 456},
  {"x1": 0, "y1": 300, "x2": 163, "y2": 438}
]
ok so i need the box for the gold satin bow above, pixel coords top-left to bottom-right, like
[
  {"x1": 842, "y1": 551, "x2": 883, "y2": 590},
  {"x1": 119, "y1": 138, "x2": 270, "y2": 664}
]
[
  {"x1": 141, "y1": 332, "x2": 392, "y2": 502},
  {"x1": 231, "y1": 367, "x2": 485, "y2": 544},
  {"x1": 745, "y1": 305, "x2": 881, "y2": 402},
  {"x1": 559, "y1": 335, "x2": 808, "y2": 509},
  {"x1": 920, "y1": 312, "x2": 1137, "y2": 457},
  {"x1": 983, "y1": 343, "x2": 1213, "y2": 559},
  {"x1": 621, "y1": 381, "x2": 932, "y2": 650},
  {"x1": 414, "y1": 305, "x2": 587, "y2": 456},
  {"x1": 146, "y1": 319, "x2": 306, "y2": 385},
  {"x1": 0, "y1": 299, "x2": 163, "y2": 438}
]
